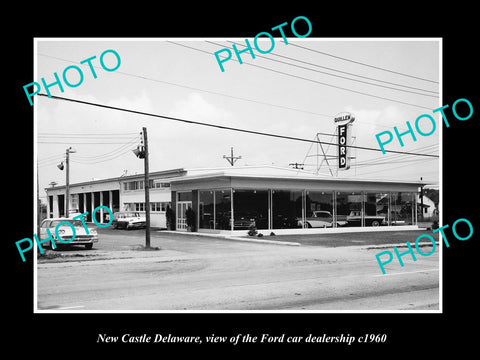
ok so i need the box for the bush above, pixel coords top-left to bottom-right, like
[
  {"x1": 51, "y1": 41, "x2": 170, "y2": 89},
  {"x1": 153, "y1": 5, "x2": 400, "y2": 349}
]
[
  {"x1": 257, "y1": 233, "x2": 263, "y2": 238},
  {"x1": 247, "y1": 224, "x2": 258, "y2": 237}
]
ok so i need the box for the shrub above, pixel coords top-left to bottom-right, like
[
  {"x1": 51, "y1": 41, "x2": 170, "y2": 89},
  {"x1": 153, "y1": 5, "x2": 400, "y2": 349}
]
[{"x1": 247, "y1": 224, "x2": 258, "y2": 237}]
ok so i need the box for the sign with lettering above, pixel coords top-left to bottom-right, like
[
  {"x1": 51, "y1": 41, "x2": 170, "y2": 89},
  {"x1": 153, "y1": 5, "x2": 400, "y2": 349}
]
[
  {"x1": 334, "y1": 112, "x2": 355, "y2": 125},
  {"x1": 338, "y1": 124, "x2": 350, "y2": 169}
]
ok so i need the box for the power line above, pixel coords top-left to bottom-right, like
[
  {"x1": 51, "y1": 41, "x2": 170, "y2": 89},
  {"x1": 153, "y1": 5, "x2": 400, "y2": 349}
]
[
  {"x1": 229, "y1": 41, "x2": 439, "y2": 94},
  {"x1": 38, "y1": 131, "x2": 138, "y2": 136},
  {"x1": 70, "y1": 147, "x2": 134, "y2": 164},
  {"x1": 38, "y1": 137, "x2": 139, "y2": 167},
  {"x1": 73, "y1": 138, "x2": 139, "y2": 160},
  {"x1": 169, "y1": 41, "x2": 434, "y2": 110},
  {"x1": 38, "y1": 51, "x2": 409, "y2": 129},
  {"x1": 353, "y1": 157, "x2": 437, "y2": 166},
  {"x1": 38, "y1": 141, "x2": 136, "y2": 144},
  {"x1": 38, "y1": 93, "x2": 439, "y2": 158},
  {"x1": 37, "y1": 152, "x2": 65, "y2": 162},
  {"x1": 353, "y1": 160, "x2": 438, "y2": 178},
  {"x1": 38, "y1": 52, "x2": 333, "y2": 119},
  {"x1": 289, "y1": 43, "x2": 439, "y2": 84},
  {"x1": 218, "y1": 40, "x2": 438, "y2": 97},
  {"x1": 38, "y1": 134, "x2": 138, "y2": 138}
]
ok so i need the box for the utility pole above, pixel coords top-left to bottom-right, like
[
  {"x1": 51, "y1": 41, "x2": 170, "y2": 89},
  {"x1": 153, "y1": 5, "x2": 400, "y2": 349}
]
[
  {"x1": 66, "y1": 148, "x2": 70, "y2": 217},
  {"x1": 37, "y1": 161, "x2": 41, "y2": 240},
  {"x1": 420, "y1": 176, "x2": 424, "y2": 222},
  {"x1": 143, "y1": 127, "x2": 151, "y2": 249},
  {"x1": 62, "y1": 146, "x2": 76, "y2": 218},
  {"x1": 223, "y1": 147, "x2": 241, "y2": 166}
]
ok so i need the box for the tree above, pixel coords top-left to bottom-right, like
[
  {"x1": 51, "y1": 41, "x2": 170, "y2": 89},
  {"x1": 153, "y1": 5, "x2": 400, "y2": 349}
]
[
  {"x1": 166, "y1": 205, "x2": 175, "y2": 230},
  {"x1": 185, "y1": 206, "x2": 195, "y2": 232}
]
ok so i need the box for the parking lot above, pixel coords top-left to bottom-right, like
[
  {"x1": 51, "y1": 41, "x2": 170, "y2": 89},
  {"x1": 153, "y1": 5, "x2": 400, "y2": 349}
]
[
  {"x1": 38, "y1": 226, "x2": 440, "y2": 255},
  {"x1": 36, "y1": 226, "x2": 440, "y2": 311}
]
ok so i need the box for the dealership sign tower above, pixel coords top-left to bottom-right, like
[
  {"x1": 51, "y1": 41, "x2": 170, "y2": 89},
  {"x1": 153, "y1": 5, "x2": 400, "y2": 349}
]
[
  {"x1": 300, "y1": 112, "x2": 355, "y2": 177},
  {"x1": 334, "y1": 112, "x2": 355, "y2": 171}
]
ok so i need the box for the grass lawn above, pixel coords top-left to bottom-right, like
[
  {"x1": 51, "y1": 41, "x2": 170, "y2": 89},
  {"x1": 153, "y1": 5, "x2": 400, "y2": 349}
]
[{"x1": 250, "y1": 230, "x2": 440, "y2": 247}]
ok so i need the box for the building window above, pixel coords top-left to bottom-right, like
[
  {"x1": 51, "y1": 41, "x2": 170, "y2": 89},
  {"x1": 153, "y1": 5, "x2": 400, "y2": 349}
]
[
  {"x1": 215, "y1": 190, "x2": 231, "y2": 230},
  {"x1": 177, "y1": 192, "x2": 192, "y2": 202},
  {"x1": 199, "y1": 191, "x2": 215, "y2": 229},
  {"x1": 233, "y1": 189, "x2": 268, "y2": 230},
  {"x1": 272, "y1": 190, "x2": 303, "y2": 229},
  {"x1": 304, "y1": 191, "x2": 334, "y2": 228},
  {"x1": 336, "y1": 191, "x2": 363, "y2": 227},
  {"x1": 123, "y1": 180, "x2": 145, "y2": 191},
  {"x1": 390, "y1": 192, "x2": 415, "y2": 225},
  {"x1": 150, "y1": 202, "x2": 168, "y2": 212},
  {"x1": 364, "y1": 192, "x2": 389, "y2": 226},
  {"x1": 150, "y1": 181, "x2": 171, "y2": 189}
]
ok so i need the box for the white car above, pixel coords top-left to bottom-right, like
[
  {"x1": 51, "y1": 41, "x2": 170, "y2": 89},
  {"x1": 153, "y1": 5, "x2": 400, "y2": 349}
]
[
  {"x1": 298, "y1": 210, "x2": 348, "y2": 228},
  {"x1": 39, "y1": 217, "x2": 98, "y2": 250},
  {"x1": 112, "y1": 211, "x2": 146, "y2": 229}
]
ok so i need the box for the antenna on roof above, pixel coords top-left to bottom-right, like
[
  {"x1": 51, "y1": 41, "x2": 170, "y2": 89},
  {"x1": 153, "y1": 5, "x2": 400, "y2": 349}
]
[
  {"x1": 289, "y1": 162, "x2": 304, "y2": 170},
  {"x1": 223, "y1": 147, "x2": 242, "y2": 166}
]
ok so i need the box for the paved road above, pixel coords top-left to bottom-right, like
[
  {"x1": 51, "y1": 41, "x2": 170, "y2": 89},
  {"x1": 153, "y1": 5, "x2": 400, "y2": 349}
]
[{"x1": 36, "y1": 228, "x2": 440, "y2": 311}]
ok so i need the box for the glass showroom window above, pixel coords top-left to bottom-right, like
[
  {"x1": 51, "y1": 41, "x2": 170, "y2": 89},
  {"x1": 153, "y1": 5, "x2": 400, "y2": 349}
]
[
  {"x1": 390, "y1": 192, "x2": 416, "y2": 225},
  {"x1": 233, "y1": 189, "x2": 269, "y2": 230},
  {"x1": 177, "y1": 192, "x2": 193, "y2": 202},
  {"x1": 199, "y1": 191, "x2": 214, "y2": 229},
  {"x1": 215, "y1": 190, "x2": 231, "y2": 230},
  {"x1": 304, "y1": 191, "x2": 334, "y2": 228},
  {"x1": 364, "y1": 192, "x2": 389, "y2": 226},
  {"x1": 272, "y1": 190, "x2": 303, "y2": 229},
  {"x1": 336, "y1": 191, "x2": 363, "y2": 227}
]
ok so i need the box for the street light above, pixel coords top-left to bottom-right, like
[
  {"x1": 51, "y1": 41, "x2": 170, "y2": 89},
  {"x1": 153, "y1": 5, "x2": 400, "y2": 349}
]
[{"x1": 133, "y1": 128, "x2": 150, "y2": 249}]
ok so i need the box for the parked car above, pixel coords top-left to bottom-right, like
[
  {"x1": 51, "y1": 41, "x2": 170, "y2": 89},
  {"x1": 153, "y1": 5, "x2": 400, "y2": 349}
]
[
  {"x1": 298, "y1": 210, "x2": 348, "y2": 228},
  {"x1": 112, "y1": 211, "x2": 146, "y2": 229},
  {"x1": 39, "y1": 217, "x2": 98, "y2": 250},
  {"x1": 229, "y1": 211, "x2": 255, "y2": 230},
  {"x1": 346, "y1": 211, "x2": 385, "y2": 227}
]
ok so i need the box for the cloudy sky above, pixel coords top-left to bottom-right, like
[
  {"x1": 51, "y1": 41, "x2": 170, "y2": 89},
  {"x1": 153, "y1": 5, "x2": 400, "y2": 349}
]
[{"x1": 35, "y1": 38, "x2": 440, "y2": 201}]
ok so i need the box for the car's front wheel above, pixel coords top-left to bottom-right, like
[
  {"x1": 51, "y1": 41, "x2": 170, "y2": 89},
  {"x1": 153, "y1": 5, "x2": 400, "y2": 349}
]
[{"x1": 85, "y1": 243, "x2": 93, "y2": 250}]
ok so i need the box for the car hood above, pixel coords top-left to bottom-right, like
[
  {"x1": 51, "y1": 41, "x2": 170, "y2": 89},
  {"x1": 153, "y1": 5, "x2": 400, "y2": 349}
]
[{"x1": 50, "y1": 226, "x2": 95, "y2": 236}]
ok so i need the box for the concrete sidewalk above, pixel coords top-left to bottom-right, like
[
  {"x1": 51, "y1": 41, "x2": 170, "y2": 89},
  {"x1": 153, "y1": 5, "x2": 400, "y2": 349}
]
[{"x1": 158, "y1": 230, "x2": 301, "y2": 246}]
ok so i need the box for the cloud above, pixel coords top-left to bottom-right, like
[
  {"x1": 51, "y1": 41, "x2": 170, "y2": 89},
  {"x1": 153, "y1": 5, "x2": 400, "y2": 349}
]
[{"x1": 168, "y1": 92, "x2": 232, "y2": 122}]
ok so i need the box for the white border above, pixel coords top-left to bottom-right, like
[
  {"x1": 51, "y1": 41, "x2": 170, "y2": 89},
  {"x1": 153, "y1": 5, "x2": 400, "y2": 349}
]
[{"x1": 33, "y1": 37, "x2": 442, "y2": 314}]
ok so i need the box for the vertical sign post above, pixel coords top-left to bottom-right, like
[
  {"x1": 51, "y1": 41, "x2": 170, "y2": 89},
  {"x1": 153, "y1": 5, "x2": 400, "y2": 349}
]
[
  {"x1": 334, "y1": 113, "x2": 355, "y2": 171},
  {"x1": 338, "y1": 124, "x2": 350, "y2": 170},
  {"x1": 143, "y1": 127, "x2": 151, "y2": 249}
]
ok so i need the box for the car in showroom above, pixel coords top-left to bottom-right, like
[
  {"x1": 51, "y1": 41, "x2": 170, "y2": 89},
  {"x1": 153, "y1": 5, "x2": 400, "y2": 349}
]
[
  {"x1": 298, "y1": 210, "x2": 348, "y2": 228},
  {"x1": 112, "y1": 211, "x2": 146, "y2": 229},
  {"x1": 39, "y1": 217, "x2": 99, "y2": 250},
  {"x1": 346, "y1": 210, "x2": 386, "y2": 227}
]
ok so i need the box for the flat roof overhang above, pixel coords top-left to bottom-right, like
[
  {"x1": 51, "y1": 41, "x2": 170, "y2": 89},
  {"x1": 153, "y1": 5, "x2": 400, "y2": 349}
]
[{"x1": 170, "y1": 173, "x2": 424, "y2": 193}]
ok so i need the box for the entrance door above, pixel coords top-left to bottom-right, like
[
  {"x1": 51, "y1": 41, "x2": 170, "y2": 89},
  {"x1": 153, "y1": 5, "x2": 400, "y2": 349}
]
[{"x1": 176, "y1": 201, "x2": 192, "y2": 231}]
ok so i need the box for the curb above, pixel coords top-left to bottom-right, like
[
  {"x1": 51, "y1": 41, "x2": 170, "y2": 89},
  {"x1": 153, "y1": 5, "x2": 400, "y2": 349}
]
[
  {"x1": 157, "y1": 230, "x2": 300, "y2": 246},
  {"x1": 226, "y1": 236, "x2": 301, "y2": 246},
  {"x1": 363, "y1": 241, "x2": 440, "y2": 250}
]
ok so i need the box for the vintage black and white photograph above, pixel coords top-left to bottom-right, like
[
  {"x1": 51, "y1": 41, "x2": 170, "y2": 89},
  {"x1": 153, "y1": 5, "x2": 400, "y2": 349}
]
[{"x1": 33, "y1": 37, "x2": 441, "y2": 312}]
